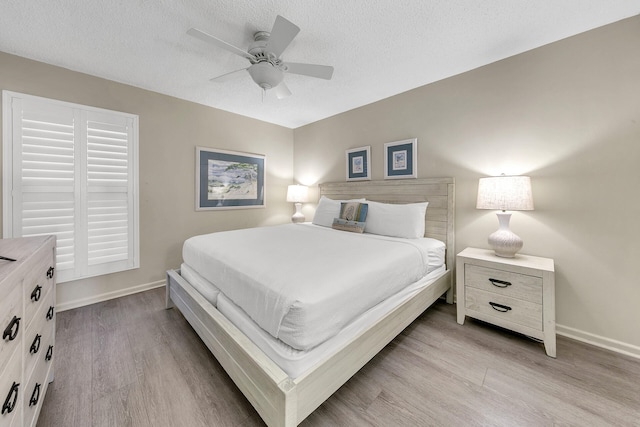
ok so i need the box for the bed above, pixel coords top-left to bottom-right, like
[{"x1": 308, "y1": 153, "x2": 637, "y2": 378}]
[{"x1": 165, "y1": 178, "x2": 455, "y2": 426}]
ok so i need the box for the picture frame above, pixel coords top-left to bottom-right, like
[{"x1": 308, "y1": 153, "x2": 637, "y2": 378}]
[
  {"x1": 345, "y1": 146, "x2": 371, "y2": 181},
  {"x1": 384, "y1": 138, "x2": 417, "y2": 179},
  {"x1": 195, "y1": 147, "x2": 266, "y2": 210}
]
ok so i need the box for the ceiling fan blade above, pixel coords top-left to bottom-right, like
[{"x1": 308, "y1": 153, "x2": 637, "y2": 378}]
[
  {"x1": 267, "y1": 15, "x2": 300, "y2": 58},
  {"x1": 187, "y1": 28, "x2": 256, "y2": 61},
  {"x1": 284, "y1": 62, "x2": 334, "y2": 80},
  {"x1": 210, "y1": 68, "x2": 248, "y2": 82},
  {"x1": 274, "y1": 82, "x2": 292, "y2": 99}
]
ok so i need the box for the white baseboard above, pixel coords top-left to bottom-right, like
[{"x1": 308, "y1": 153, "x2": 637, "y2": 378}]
[
  {"x1": 556, "y1": 324, "x2": 640, "y2": 360},
  {"x1": 56, "y1": 279, "x2": 166, "y2": 312}
]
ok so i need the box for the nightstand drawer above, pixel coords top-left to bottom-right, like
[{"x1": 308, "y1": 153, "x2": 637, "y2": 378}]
[
  {"x1": 465, "y1": 287, "x2": 542, "y2": 331},
  {"x1": 465, "y1": 264, "x2": 542, "y2": 303}
]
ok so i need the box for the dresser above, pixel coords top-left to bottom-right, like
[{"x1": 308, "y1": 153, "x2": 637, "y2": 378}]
[
  {"x1": 456, "y1": 247, "x2": 556, "y2": 357},
  {"x1": 0, "y1": 236, "x2": 56, "y2": 427}
]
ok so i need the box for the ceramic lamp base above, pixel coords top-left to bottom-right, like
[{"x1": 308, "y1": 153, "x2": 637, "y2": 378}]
[
  {"x1": 488, "y1": 212, "x2": 523, "y2": 258},
  {"x1": 291, "y1": 202, "x2": 305, "y2": 223}
]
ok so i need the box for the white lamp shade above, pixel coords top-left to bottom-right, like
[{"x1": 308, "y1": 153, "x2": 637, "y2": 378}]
[
  {"x1": 476, "y1": 176, "x2": 534, "y2": 211},
  {"x1": 477, "y1": 175, "x2": 534, "y2": 257},
  {"x1": 286, "y1": 185, "x2": 309, "y2": 203}
]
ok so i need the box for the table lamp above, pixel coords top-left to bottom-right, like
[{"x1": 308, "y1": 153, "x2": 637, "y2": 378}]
[
  {"x1": 286, "y1": 185, "x2": 309, "y2": 223},
  {"x1": 476, "y1": 175, "x2": 534, "y2": 257}
]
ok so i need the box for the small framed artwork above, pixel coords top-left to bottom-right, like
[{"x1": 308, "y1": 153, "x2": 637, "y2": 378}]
[
  {"x1": 345, "y1": 146, "x2": 371, "y2": 181},
  {"x1": 196, "y1": 147, "x2": 266, "y2": 210},
  {"x1": 384, "y1": 138, "x2": 417, "y2": 179}
]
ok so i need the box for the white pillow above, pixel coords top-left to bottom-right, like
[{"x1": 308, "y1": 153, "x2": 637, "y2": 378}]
[
  {"x1": 364, "y1": 201, "x2": 428, "y2": 239},
  {"x1": 312, "y1": 196, "x2": 366, "y2": 227}
]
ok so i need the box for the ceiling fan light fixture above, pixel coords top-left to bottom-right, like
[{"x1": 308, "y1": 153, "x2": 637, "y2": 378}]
[
  {"x1": 188, "y1": 15, "x2": 333, "y2": 97},
  {"x1": 248, "y1": 62, "x2": 283, "y2": 90}
]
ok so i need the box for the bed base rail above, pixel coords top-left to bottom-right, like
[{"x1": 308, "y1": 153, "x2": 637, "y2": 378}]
[
  {"x1": 166, "y1": 268, "x2": 451, "y2": 426},
  {"x1": 166, "y1": 269, "x2": 295, "y2": 426}
]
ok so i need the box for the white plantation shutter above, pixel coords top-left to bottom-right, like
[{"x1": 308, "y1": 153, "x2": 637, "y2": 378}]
[
  {"x1": 18, "y1": 102, "x2": 77, "y2": 273},
  {"x1": 3, "y1": 91, "x2": 139, "y2": 283},
  {"x1": 86, "y1": 113, "x2": 135, "y2": 274}
]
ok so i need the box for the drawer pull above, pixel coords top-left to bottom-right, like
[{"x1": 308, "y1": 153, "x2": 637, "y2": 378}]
[
  {"x1": 29, "y1": 383, "x2": 41, "y2": 407},
  {"x1": 1, "y1": 382, "x2": 19, "y2": 415},
  {"x1": 45, "y1": 345, "x2": 54, "y2": 361},
  {"x1": 31, "y1": 285, "x2": 42, "y2": 302},
  {"x1": 489, "y1": 302, "x2": 512, "y2": 313},
  {"x1": 2, "y1": 316, "x2": 20, "y2": 341},
  {"x1": 30, "y1": 334, "x2": 42, "y2": 354},
  {"x1": 2, "y1": 382, "x2": 19, "y2": 415},
  {"x1": 47, "y1": 266, "x2": 55, "y2": 279},
  {"x1": 46, "y1": 306, "x2": 55, "y2": 321},
  {"x1": 489, "y1": 278, "x2": 512, "y2": 288}
]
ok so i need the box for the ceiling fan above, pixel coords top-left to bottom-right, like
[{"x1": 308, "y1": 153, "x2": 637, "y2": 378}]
[{"x1": 188, "y1": 15, "x2": 334, "y2": 99}]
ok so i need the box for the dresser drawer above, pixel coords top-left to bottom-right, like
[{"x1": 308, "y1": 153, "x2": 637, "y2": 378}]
[
  {"x1": 0, "y1": 285, "x2": 22, "y2": 376},
  {"x1": 23, "y1": 352, "x2": 50, "y2": 427},
  {"x1": 0, "y1": 236, "x2": 56, "y2": 427},
  {"x1": 23, "y1": 248, "x2": 55, "y2": 328},
  {"x1": 24, "y1": 290, "x2": 55, "y2": 382},
  {"x1": 464, "y1": 264, "x2": 542, "y2": 303},
  {"x1": 0, "y1": 347, "x2": 21, "y2": 427},
  {"x1": 465, "y1": 287, "x2": 543, "y2": 331}
]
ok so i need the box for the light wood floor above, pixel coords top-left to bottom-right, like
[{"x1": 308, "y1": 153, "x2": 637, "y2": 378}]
[{"x1": 38, "y1": 287, "x2": 640, "y2": 426}]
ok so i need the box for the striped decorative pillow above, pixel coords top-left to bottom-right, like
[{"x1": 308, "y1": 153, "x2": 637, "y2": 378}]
[
  {"x1": 332, "y1": 202, "x2": 368, "y2": 233},
  {"x1": 339, "y1": 202, "x2": 368, "y2": 221}
]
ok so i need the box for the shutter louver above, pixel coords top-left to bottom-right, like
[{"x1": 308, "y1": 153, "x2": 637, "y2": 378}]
[
  {"x1": 21, "y1": 197, "x2": 75, "y2": 270},
  {"x1": 88, "y1": 197, "x2": 128, "y2": 265},
  {"x1": 87, "y1": 120, "x2": 129, "y2": 187}
]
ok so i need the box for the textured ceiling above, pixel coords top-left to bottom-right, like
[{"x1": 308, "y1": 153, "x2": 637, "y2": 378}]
[{"x1": 1, "y1": 1, "x2": 638, "y2": 128}]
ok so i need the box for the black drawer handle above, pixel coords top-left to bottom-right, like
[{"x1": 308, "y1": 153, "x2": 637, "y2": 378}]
[
  {"x1": 29, "y1": 383, "x2": 41, "y2": 407},
  {"x1": 47, "y1": 266, "x2": 55, "y2": 279},
  {"x1": 31, "y1": 285, "x2": 42, "y2": 302},
  {"x1": 46, "y1": 306, "x2": 55, "y2": 321},
  {"x1": 489, "y1": 278, "x2": 512, "y2": 288},
  {"x1": 489, "y1": 302, "x2": 512, "y2": 313},
  {"x1": 3, "y1": 316, "x2": 20, "y2": 341},
  {"x1": 2, "y1": 382, "x2": 19, "y2": 415},
  {"x1": 30, "y1": 334, "x2": 42, "y2": 354},
  {"x1": 45, "y1": 345, "x2": 54, "y2": 362}
]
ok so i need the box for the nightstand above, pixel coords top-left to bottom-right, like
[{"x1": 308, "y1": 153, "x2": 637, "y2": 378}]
[{"x1": 456, "y1": 247, "x2": 556, "y2": 357}]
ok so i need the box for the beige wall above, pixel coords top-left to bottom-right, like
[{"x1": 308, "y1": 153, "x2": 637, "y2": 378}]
[
  {"x1": 294, "y1": 16, "x2": 640, "y2": 352},
  {"x1": 2, "y1": 15, "x2": 638, "y2": 354},
  {"x1": 0, "y1": 51, "x2": 294, "y2": 308}
]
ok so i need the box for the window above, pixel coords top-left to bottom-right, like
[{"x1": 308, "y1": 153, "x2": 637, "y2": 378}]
[{"x1": 2, "y1": 91, "x2": 139, "y2": 283}]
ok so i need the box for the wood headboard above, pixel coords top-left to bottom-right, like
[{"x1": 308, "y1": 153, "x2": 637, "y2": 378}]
[{"x1": 318, "y1": 178, "x2": 455, "y2": 274}]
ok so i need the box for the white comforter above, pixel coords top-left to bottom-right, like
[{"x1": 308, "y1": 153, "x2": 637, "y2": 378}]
[{"x1": 182, "y1": 224, "x2": 444, "y2": 350}]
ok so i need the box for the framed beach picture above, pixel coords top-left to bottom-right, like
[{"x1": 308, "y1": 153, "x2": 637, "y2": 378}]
[
  {"x1": 196, "y1": 147, "x2": 266, "y2": 210},
  {"x1": 384, "y1": 138, "x2": 417, "y2": 179},
  {"x1": 346, "y1": 146, "x2": 371, "y2": 181}
]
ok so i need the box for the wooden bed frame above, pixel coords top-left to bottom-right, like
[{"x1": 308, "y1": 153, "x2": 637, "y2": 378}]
[{"x1": 165, "y1": 177, "x2": 455, "y2": 426}]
